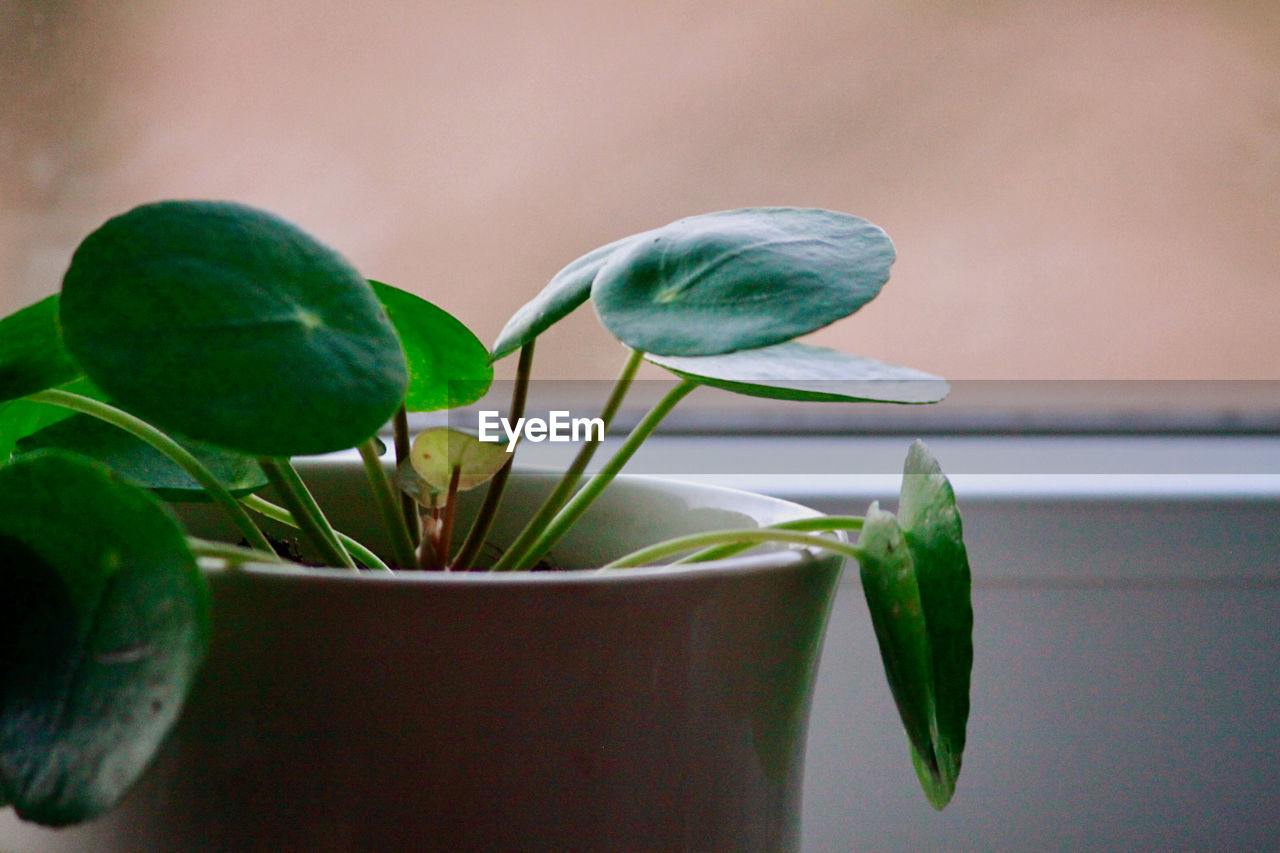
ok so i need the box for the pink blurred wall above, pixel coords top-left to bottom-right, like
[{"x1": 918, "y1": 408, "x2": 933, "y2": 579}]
[{"x1": 4, "y1": 0, "x2": 1278, "y2": 379}]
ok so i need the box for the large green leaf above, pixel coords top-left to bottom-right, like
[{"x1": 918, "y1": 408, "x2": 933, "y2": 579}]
[
  {"x1": 59, "y1": 201, "x2": 408, "y2": 457},
  {"x1": 0, "y1": 451, "x2": 208, "y2": 826},
  {"x1": 592, "y1": 208, "x2": 894, "y2": 356},
  {"x1": 856, "y1": 502, "x2": 937, "y2": 796},
  {"x1": 0, "y1": 294, "x2": 82, "y2": 404},
  {"x1": 898, "y1": 439, "x2": 973, "y2": 808},
  {"x1": 369, "y1": 280, "x2": 492, "y2": 412},
  {"x1": 646, "y1": 342, "x2": 949, "y2": 404},
  {"x1": 490, "y1": 231, "x2": 652, "y2": 362},
  {"x1": 16, "y1": 413, "x2": 267, "y2": 501}
]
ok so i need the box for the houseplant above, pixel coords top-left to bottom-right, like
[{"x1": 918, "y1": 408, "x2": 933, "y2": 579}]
[{"x1": 0, "y1": 201, "x2": 973, "y2": 847}]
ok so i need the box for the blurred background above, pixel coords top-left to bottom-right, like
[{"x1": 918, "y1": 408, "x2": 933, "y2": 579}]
[{"x1": 3, "y1": 0, "x2": 1279, "y2": 384}]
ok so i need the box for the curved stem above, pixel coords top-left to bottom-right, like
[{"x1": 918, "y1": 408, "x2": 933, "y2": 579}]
[
  {"x1": 240, "y1": 494, "x2": 389, "y2": 570},
  {"x1": 358, "y1": 437, "x2": 418, "y2": 568},
  {"x1": 259, "y1": 458, "x2": 356, "y2": 569},
  {"x1": 488, "y1": 348, "x2": 648, "y2": 572},
  {"x1": 602, "y1": 527, "x2": 864, "y2": 569},
  {"x1": 677, "y1": 515, "x2": 865, "y2": 564},
  {"x1": 501, "y1": 377, "x2": 696, "y2": 572},
  {"x1": 28, "y1": 389, "x2": 276, "y2": 555},
  {"x1": 452, "y1": 341, "x2": 535, "y2": 570}
]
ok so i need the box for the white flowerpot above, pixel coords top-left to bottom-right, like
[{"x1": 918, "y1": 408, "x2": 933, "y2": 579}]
[{"x1": 5, "y1": 461, "x2": 845, "y2": 853}]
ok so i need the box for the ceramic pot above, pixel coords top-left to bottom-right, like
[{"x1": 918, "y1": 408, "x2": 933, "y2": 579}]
[{"x1": 8, "y1": 461, "x2": 845, "y2": 853}]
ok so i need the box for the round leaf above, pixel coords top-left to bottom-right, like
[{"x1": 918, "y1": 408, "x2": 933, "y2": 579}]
[
  {"x1": 592, "y1": 208, "x2": 894, "y2": 356},
  {"x1": 0, "y1": 294, "x2": 81, "y2": 404},
  {"x1": 368, "y1": 280, "x2": 492, "y2": 412},
  {"x1": 490, "y1": 231, "x2": 653, "y2": 361},
  {"x1": 403, "y1": 426, "x2": 509, "y2": 507},
  {"x1": 59, "y1": 201, "x2": 408, "y2": 457},
  {"x1": 898, "y1": 439, "x2": 973, "y2": 807},
  {"x1": 0, "y1": 451, "x2": 208, "y2": 826},
  {"x1": 647, "y1": 342, "x2": 948, "y2": 404},
  {"x1": 16, "y1": 413, "x2": 267, "y2": 501}
]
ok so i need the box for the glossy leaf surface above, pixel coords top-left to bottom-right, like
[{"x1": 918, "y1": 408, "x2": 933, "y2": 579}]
[
  {"x1": 369, "y1": 280, "x2": 492, "y2": 411},
  {"x1": 0, "y1": 452, "x2": 208, "y2": 826},
  {"x1": 592, "y1": 208, "x2": 894, "y2": 356},
  {"x1": 16, "y1": 413, "x2": 267, "y2": 500},
  {"x1": 0, "y1": 295, "x2": 81, "y2": 404},
  {"x1": 647, "y1": 342, "x2": 949, "y2": 403},
  {"x1": 490, "y1": 232, "x2": 651, "y2": 361},
  {"x1": 898, "y1": 439, "x2": 973, "y2": 808},
  {"x1": 59, "y1": 201, "x2": 408, "y2": 457}
]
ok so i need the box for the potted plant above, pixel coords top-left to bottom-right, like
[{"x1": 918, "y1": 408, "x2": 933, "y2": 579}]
[{"x1": 0, "y1": 201, "x2": 973, "y2": 851}]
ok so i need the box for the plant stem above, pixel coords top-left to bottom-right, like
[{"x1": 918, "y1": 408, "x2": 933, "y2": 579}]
[
  {"x1": 240, "y1": 494, "x2": 390, "y2": 570},
  {"x1": 677, "y1": 515, "x2": 865, "y2": 563},
  {"x1": 436, "y1": 464, "x2": 463, "y2": 567},
  {"x1": 500, "y1": 376, "x2": 696, "y2": 572},
  {"x1": 186, "y1": 537, "x2": 281, "y2": 567},
  {"x1": 488, "y1": 347, "x2": 647, "y2": 572},
  {"x1": 452, "y1": 341, "x2": 535, "y2": 571},
  {"x1": 28, "y1": 388, "x2": 276, "y2": 555},
  {"x1": 358, "y1": 437, "x2": 419, "y2": 569},
  {"x1": 258, "y1": 457, "x2": 356, "y2": 569},
  {"x1": 602, "y1": 527, "x2": 864, "y2": 569},
  {"x1": 393, "y1": 406, "x2": 420, "y2": 547}
]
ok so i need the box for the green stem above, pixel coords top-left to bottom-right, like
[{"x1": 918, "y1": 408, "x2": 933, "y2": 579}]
[
  {"x1": 240, "y1": 494, "x2": 389, "y2": 570},
  {"x1": 393, "y1": 406, "x2": 421, "y2": 547},
  {"x1": 603, "y1": 527, "x2": 864, "y2": 569},
  {"x1": 501, "y1": 377, "x2": 697, "y2": 572},
  {"x1": 187, "y1": 537, "x2": 281, "y2": 567},
  {"x1": 358, "y1": 438, "x2": 418, "y2": 568},
  {"x1": 677, "y1": 515, "x2": 865, "y2": 564},
  {"x1": 436, "y1": 465, "x2": 463, "y2": 567},
  {"x1": 488, "y1": 347, "x2": 647, "y2": 572},
  {"x1": 258, "y1": 458, "x2": 356, "y2": 569},
  {"x1": 28, "y1": 389, "x2": 276, "y2": 555},
  {"x1": 452, "y1": 341, "x2": 535, "y2": 571}
]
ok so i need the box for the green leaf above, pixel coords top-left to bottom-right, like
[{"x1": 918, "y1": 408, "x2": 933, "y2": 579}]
[
  {"x1": 646, "y1": 341, "x2": 949, "y2": 404},
  {"x1": 591, "y1": 208, "x2": 894, "y2": 356},
  {"x1": 368, "y1": 280, "x2": 492, "y2": 412},
  {"x1": 0, "y1": 377, "x2": 105, "y2": 463},
  {"x1": 400, "y1": 426, "x2": 509, "y2": 507},
  {"x1": 59, "y1": 200, "x2": 408, "y2": 457},
  {"x1": 16, "y1": 413, "x2": 267, "y2": 501},
  {"x1": 0, "y1": 294, "x2": 82, "y2": 404},
  {"x1": 898, "y1": 439, "x2": 973, "y2": 807},
  {"x1": 0, "y1": 451, "x2": 209, "y2": 826},
  {"x1": 490, "y1": 231, "x2": 653, "y2": 361},
  {"x1": 856, "y1": 502, "x2": 938, "y2": 793}
]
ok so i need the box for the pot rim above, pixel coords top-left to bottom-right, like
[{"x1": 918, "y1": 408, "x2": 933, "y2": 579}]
[{"x1": 202, "y1": 465, "x2": 847, "y2": 584}]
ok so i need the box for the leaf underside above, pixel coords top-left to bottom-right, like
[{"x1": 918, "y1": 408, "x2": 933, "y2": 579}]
[{"x1": 646, "y1": 341, "x2": 948, "y2": 404}]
